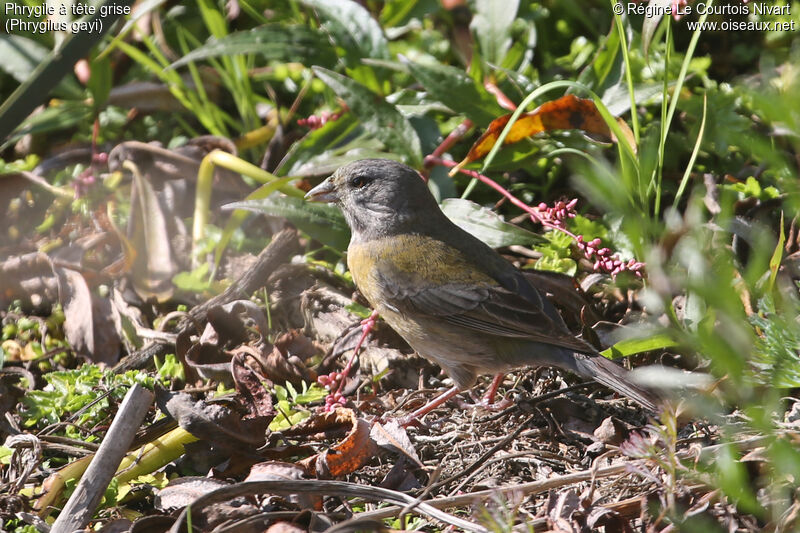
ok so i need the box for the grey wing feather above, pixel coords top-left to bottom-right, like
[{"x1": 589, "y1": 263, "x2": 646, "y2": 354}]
[{"x1": 378, "y1": 269, "x2": 595, "y2": 353}]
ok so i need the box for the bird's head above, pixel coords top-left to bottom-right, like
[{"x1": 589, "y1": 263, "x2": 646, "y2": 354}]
[{"x1": 304, "y1": 159, "x2": 440, "y2": 240}]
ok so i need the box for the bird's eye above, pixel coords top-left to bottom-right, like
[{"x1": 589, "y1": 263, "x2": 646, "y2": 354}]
[{"x1": 349, "y1": 175, "x2": 368, "y2": 189}]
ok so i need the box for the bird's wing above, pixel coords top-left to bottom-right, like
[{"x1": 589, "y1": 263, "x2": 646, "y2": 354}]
[{"x1": 377, "y1": 266, "x2": 594, "y2": 354}]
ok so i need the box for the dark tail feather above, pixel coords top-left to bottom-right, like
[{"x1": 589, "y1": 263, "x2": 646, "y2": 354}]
[{"x1": 573, "y1": 354, "x2": 659, "y2": 412}]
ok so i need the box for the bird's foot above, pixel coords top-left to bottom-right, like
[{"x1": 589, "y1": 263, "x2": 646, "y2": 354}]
[
  {"x1": 474, "y1": 373, "x2": 513, "y2": 410},
  {"x1": 394, "y1": 386, "x2": 462, "y2": 428}
]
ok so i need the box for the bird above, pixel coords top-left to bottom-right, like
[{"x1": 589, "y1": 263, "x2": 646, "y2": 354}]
[{"x1": 304, "y1": 158, "x2": 657, "y2": 421}]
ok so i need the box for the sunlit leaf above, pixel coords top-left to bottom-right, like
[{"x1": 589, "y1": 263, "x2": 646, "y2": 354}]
[
  {"x1": 301, "y1": 0, "x2": 390, "y2": 63},
  {"x1": 224, "y1": 196, "x2": 350, "y2": 251},
  {"x1": 404, "y1": 59, "x2": 504, "y2": 125},
  {"x1": 470, "y1": 0, "x2": 520, "y2": 66},
  {"x1": 312, "y1": 67, "x2": 422, "y2": 166},
  {"x1": 454, "y1": 94, "x2": 634, "y2": 171},
  {"x1": 601, "y1": 333, "x2": 678, "y2": 360},
  {"x1": 440, "y1": 198, "x2": 543, "y2": 248},
  {"x1": 168, "y1": 25, "x2": 337, "y2": 70}
]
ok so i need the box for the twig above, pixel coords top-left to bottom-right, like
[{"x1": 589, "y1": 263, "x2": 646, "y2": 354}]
[
  {"x1": 50, "y1": 384, "x2": 154, "y2": 533},
  {"x1": 177, "y1": 228, "x2": 300, "y2": 334},
  {"x1": 167, "y1": 480, "x2": 488, "y2": 533},
  {"x1": 425, "y1": 415, "x2": 535, "y2": 494},
  {"x1": 344, "y1": 462, "x2": 632, "y2": 524},
  {"x1": 481, "y1": 381, "x2": 601, "y2": 422}
]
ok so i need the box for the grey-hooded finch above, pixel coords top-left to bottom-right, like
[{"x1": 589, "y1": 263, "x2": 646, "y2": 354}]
[{"x1": 305, "y1": 159, "x2": 657, "y2": 419}]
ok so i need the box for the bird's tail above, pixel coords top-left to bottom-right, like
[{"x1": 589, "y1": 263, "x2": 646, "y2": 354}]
[{"x1": 572, "y1": 354, "x2": 659, "y2": 412}]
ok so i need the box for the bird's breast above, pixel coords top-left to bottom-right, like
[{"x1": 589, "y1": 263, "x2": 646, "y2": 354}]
[{"x1": 347, "y1": 234, "x2": 489, "y2": 305}]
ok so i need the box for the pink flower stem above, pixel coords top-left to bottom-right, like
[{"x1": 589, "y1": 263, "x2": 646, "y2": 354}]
[
  {"x1": 334, "y1": 310, "x2": 379, "y2": 397},
  {"x1": 484, "y1": 81, "x2": 517, "y2": 111},
  {"x1": 424, "y1": 155, "x2": 578, "y2": 239}
]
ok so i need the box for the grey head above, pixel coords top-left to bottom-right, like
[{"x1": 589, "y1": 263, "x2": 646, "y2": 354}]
[{"x1": 304, "y1": 159, "x2": 443, "y2": 240}]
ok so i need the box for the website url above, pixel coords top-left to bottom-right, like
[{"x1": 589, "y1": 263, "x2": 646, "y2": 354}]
[{"x1": 686, "y1": 19, "x2": 797, "y2": 31}]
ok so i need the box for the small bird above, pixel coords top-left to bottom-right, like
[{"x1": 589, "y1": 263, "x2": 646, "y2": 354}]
[{"x1": 305, "y1": 159, "x2": 657, "y2": 419}]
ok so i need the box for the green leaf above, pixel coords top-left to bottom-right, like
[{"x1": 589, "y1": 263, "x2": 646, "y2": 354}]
[
  {"x1": 380, "y1": 0, "x2": 424, "y2": 27},
  {"x1": 301, "y1": 0, "x2": 390, "y2": 63},
  {"x1": 277, "y1": 113, "x2": 360, "y2": 176},
  {"x1": 87, "y1": 54, "x2": 113, "y2": 109},
  {"x1": 213, "y1": 176, "x2": 296, "y2": 271},
  {"x1": 224, "y1": 196, "x2": 350, "y2": 251},
  {"x1": 715, "y1": 443, "x2": 763, "y2": 515},
  {"x1": 440, "y1": 198, "x2": 543, "y2": 248},
  {"x1": 642, "y1": 0, "x2": 671, "y2": 57},
  {"x1": 533, "y1": 255, "x2": 577, "y2": 276},
  {"x1": 767, "y1": 213, "x2": 785, "y2": 293},
  {"x1": 470, "y1": 0, "x2": 520, "y2": 66},
  {"x1": 172, "y1": 264, "x2": 213, "y2": 293},
  {"x1": 0, "y1": 35, "x2": 82, "y2": 98},
  {"x1": 601, "y1": 333, "x2": 678, "y2": 360},
  {"x1": 312, "y1": 67, "x2": 422, "y2": 166},
  {"x1": 3, "y1": 101, "x2": 93, "y2": 150},
  {"x1": 293, "y1": 383, "x2": 328, "y2": 404},
  {"x1": 576, "y1": 23, "x2": 622, "y2": 96},
  {"x1": 404, "y1": 59, "x2": 505, "y2": 125},
  {"x1": 168, "y1": 25, "x2": 337, "y2": 70},
  {"x1": 0, "y1": 446, "x2": 13, "y2": 465}
]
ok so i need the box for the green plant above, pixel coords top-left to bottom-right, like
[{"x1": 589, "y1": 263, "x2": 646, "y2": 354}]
[{"x1": 269, "y1": 380, "x2": 328, "y2": 431}]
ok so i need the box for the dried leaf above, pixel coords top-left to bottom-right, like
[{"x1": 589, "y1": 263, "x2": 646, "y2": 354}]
[
  {"x1": 155, "y1": 477, "x2": 229, "y2": 511},
  {"x1": 454, "y1": 94, "x2": 635, "y2": 171},
  {"x1": 232, "y1": 352, "x2": 275, "y2": 421},
  {"x1": 128, "y1": 160, "x2": 177, "y2": 303},
  {"x1": 156, "y1": 387, "x2": 267, "y2": 448},
  {"x1": 369, "y1": 420, "x2": 423, "y2": 468},
  {"x1": 0, "y1": 252, "x2": 120, "y2": 363},
  {"x1": 258, "y1": 331, "x2": 317, "y2": 385},
  {"x1": 546, "y1": 490, "x2": 581, "y2": 533},
  {"x1": 246, "y1": 461, "x2": 319, "y2": 509},
  {"x1": 593, "y1": 416, "x2": 630, "y2": 446},
  {"x1": 294, "y1": 409, "x2": 378, "y2": 477}
]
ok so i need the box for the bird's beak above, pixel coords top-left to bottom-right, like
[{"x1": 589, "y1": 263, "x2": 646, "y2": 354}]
[{"x1": 304, "y1": 178, "x2": 338, "y2": 203}]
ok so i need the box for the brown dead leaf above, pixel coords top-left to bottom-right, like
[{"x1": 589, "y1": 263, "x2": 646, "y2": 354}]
[
  {"x1": 206, "y1": 300, "x2": 270, "y2": 346},
  {"x1": 546, "y1": 490, "x2": 582, "y2": 533},
  {"x1": 293, "y1": 409, "x2": 378, "y2": 478},
  {"x1": 0, "y1": 251, "x2": 120, "y2": 364},
  {"x1": 129, "y1": 514, "x2": 175, "y2": 533},
  {"x1": 259, "y1": 331, "x2": 317, "y2": 385},
  {"x1": 128, "y1": 159, "x2": 177, "y2": 303},
  {"x1": 452, "y1": 94, "x2": 635, "y2": 172},
  {"x1": 585, "y1": 505, "x2": 634, "y2": 532},
  {"x1": 0, "y1": 252, "x2": 60, "y2": 309},
  {"x1": 593, "y1": 416, "x2": 631, "y2": 446},
  {"x1": 369, "y1": 420, "x2": 423, "y2": 469},
  {"x1": 155, "y1": 386, "x2": 267, "y2": 448},
  {"x1": 184, "y1": 342, "x2": 233, "y2": 384},
  {"x1": 155, "y1": 477, "x2": 229, "y2": 511},
  {"x1": 246, "y1": 461, "x2": 320, "y2": 510},
  {"x1": 232, "y1": 352, "x2": 276, "y2": 421}
]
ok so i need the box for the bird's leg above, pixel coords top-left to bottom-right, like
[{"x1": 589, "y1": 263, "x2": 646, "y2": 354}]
[
  {"x1": 397, "y1": 386, "x2": 462, "y2": 427},
  {"x1": 321, "y1": 310, "x2": 379, "y2": 411},
  {"x1": 481, "y1": 373, "x2": 506, "y2": 405},
  {"x1": 473, "y1": 373, "x2": 513, "y2": 410},
  {"x1": 398, "y1": 376, "x2": 512, "y2": 425}
]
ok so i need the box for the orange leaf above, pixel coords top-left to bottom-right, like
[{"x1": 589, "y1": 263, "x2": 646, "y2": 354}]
[
  {"x1": 452, "y1": 94, "x2": 633, "y2": 173},
  {"x1": 294, "y1": 408, "x2": 378, "y2": 478}
]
